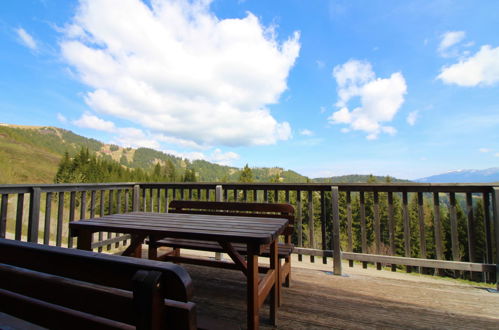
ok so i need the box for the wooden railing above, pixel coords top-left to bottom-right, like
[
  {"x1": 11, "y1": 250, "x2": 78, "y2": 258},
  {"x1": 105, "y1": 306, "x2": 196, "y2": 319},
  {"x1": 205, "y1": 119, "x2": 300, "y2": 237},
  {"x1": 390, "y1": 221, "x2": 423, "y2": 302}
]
[{"x1": 0, "y1": 182, "x2": 497, "y2": 288}]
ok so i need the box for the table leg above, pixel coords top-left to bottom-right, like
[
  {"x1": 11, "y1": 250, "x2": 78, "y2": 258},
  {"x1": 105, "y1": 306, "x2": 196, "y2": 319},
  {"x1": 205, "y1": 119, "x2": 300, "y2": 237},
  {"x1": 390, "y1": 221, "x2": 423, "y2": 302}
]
[
  {"x1": 122, "y1": 234, "x2": 146, "y2": 258},
  {"x1": 76, "y1": 230, "x2": 92, "y2": 251},
  {"x1": 247, "y1": 246, "x2": 259, "y2": 330},
  {"x1": 269, "y1": 240, "x2": 278, "y2": 326}
]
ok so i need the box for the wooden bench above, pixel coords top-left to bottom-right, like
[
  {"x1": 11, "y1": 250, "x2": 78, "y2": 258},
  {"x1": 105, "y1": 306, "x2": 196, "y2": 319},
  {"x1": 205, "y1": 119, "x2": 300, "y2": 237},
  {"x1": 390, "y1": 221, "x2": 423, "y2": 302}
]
[
  {"x1": 148, "y1": 200, "x2": 295, "y2": 289},
  {"x1": 0, "y1": 238, "x2": 197, "y2": 330}
]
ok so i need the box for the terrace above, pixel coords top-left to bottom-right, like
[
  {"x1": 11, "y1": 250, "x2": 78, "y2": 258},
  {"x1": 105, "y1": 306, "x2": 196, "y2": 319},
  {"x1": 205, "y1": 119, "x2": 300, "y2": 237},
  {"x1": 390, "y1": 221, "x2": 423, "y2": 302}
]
[{"x1": 0, "y1": 182, "x2": 498, "y2": 329}]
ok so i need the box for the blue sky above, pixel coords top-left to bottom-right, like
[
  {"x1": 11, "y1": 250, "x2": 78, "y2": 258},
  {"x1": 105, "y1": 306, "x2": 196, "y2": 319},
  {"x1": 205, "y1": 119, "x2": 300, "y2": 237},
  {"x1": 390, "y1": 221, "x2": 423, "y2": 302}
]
[{"x1": 1, "y1": 0, "x2": 499, "y2": 180}]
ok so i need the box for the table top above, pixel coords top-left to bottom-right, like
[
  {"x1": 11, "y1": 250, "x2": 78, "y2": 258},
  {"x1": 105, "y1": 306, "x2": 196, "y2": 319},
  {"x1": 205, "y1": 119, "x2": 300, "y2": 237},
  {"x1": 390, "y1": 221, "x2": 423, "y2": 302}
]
[{"x1": 69, "y1": 212, "x2": 288, "y2": 245}]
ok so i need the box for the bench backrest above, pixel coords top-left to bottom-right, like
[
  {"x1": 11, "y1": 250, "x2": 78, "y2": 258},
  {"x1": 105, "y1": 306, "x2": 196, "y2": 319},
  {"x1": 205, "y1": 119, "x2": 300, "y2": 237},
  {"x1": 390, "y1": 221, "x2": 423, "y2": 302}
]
[
  {"x1": 169, "y1": 200, "x2": 295, "y2": 238},
  {"x1": 0, "y1": 238, "x2": 196, "y2": 330}
]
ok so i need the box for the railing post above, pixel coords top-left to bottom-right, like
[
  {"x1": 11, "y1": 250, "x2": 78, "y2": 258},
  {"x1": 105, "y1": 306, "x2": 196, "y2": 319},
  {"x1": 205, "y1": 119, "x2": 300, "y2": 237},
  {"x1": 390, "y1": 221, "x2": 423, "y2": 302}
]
[
  {"x1": 216, "y1": 185, "x2": 224, "y2": 202},
  {"x1": 215, "y1": 185, "x2": 224, "y2": 261},
  {"x1": 28, "y1": 187, "x2": 41, "y2": 243},
  {"x1": 331, "y1": 186, "x2": 342, "y2": 276},
  {"x1": 133, "y1": 185, "x2": 140, "y2": 212},
  {"x1": 492, "y1": 187, "x2": 499, "y2": 290}
]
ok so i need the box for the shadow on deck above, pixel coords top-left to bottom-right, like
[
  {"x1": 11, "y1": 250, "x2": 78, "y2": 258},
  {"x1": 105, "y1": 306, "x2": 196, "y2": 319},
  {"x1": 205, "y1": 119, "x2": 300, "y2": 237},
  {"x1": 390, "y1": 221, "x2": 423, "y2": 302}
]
[{"x1": 176, "y1": 252, "x2": 498, "y2": 329}]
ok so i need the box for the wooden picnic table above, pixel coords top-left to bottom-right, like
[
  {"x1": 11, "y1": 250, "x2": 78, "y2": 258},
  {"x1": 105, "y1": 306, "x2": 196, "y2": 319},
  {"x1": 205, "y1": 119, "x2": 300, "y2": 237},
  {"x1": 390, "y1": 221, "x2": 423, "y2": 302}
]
[{"x1": 69, "y1": 211, "x2": 289, "y2": 330}]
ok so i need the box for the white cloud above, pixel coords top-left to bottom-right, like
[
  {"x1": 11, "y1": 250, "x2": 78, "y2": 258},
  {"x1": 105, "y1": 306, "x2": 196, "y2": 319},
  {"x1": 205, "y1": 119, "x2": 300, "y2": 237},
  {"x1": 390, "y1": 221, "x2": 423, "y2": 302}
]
[
  {"x1": 299, "y1": 129, "x2": 314, "y2": 136},
  {"x1": 73, "y1": 112, "x2": 116, "y2": 131},
  {"x1": 495, "y1": 153, "x2": 499, "y2": 157},
  {"x1": 208, "y1": 149, "x2": 240, "y2": 165},
  {"x1": 16, "y1": 28, "x2": 37, "y2": 50},
  {"x1": 438, "y1": 31, "x2": 465, "y2": 57},
  {"x1": 61, "y1": 0, "x2": 300, "y2": 148},
  {"x1": 328, "y1": 59, "x2": 407, "y2": 139},
  {"x1": 479, "y1": 148, "x2": 490, "y2": 153},
  {"x1": 406, "y1": 111, "x2": 418, "y2": 126},
  {"x1": 56, "y1": 113, "x2": 68, "y2": 123},
  {"x1": 438, "y1": 45, "x2": 499, "y2": 86}
]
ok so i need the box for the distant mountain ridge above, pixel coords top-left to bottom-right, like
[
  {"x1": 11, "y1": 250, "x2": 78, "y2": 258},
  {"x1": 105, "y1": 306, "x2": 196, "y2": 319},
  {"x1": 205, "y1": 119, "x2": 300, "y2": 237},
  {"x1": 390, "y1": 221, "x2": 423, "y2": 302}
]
[{"x1": 416, "y1": 168, "x2": 499, "y2": 183}]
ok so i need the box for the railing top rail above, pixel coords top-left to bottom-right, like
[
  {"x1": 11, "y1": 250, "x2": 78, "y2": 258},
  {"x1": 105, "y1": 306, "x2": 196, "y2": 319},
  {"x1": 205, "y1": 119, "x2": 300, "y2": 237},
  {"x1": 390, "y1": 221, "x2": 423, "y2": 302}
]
[{"x1": 0, "y1": 182, "x2": 496, "y2": 194}]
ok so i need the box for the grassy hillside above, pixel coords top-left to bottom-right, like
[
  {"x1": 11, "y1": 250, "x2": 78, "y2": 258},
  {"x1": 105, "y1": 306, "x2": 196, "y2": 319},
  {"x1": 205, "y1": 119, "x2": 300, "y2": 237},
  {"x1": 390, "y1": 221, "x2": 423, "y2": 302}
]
[{"x1": 0, "y1": 126, "x2": 61, "y2": 183}]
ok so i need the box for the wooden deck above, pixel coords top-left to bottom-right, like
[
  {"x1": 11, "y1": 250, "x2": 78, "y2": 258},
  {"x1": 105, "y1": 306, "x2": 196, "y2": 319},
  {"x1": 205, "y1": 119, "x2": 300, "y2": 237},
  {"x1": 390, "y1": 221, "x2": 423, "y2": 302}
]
[{"x1": 165, "y1": 251, "x2": 499, "y2": 329}]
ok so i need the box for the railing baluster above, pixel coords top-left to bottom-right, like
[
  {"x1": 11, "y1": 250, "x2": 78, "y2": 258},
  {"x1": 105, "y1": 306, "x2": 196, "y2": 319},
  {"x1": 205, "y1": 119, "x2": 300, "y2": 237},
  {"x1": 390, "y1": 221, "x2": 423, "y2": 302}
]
[
  {"x1": 68, "y1": 191, "x2": 76, "y2": 248},
  {"x1": 56, "y1": 192, "x2": 64, "y2": 247},
  {"x1": 90, "y1": 191, "x2": 96, "y2": 218},
  {"x1": 417, "y1": 192, "x2": 426, "y2": 262},
  {"x1": 156, "y1": 188, "x2": 161, "y2": 212},
  {"x1": 374, "y1": 191, "x2": 381, "y2": 270},
  {"x1": 320, "y1": 191, "x2": 327, "y2": 264},
  {"x1": 253, "y1": 189, "x2": 257, "y2": 202},
  {"x1": 149, "y1": 188, "x2": 154, "y2": 212},
  {"x1": 331, "y1": 186, "x2": 342, "y2": 275},
  {"x1": 243, "y1": 189, "x2": 247, "y2": 202},
  {"x1": 388, "y1": 192, "x2": 396, "y2": 271},
  {"x1": 360, "y1": 191, "x2": 367, "y2": 268},
  {"x1": 466, "y1": 192, "x2": 477, "y2": 263},
  {"x1": 124, "y1": 189, "x2": 129, "y2": 214},
  {"x1": 347, "y1": 191, "x2": 354, "y2": 267},
  {"x1": 28, "y1": 187, "x2": 41, "y2": 243},
  {"x1": 80, "y1": 191, "x2": 87, "y2": 220},
  {"x1": 274, "y1": 189, "x2": 278, "y2": 202},
  {"x1": 164, "y1": 188, "x2": 169, "y2": 213},
  {"x1": 99, "y1": 190, "x2": 105, "y2": 252},
  {"x1": 0, "y1": 194, "x2": 8, "y2": 238},
  {"x1": 188, "y1": 188, "x2": 193, "y2": 201},
  {"x1": 117, "y1": 189, "x2": 122, "y2": 214},
  {"x1": 482, "y1": 193, "x2": 492, "y2": 267},
  {"x1": 297, "y1": 190, "x2": 302, "y2": 261},
  {"x1": 308, "y1": 190, "x2": 315, "y2": 263},
  {"x1": 264, "y1": 190, "x2": 268, "y2": 202},
  {"x1": 433, "y1": 193, "x2": 444, "y2": 276},
  {"x1": 15, "y1": 193, "x2": 24, "y2": 241},
  {"x1": 449, "y1": 192, "x2": 460, "y2": 262},
  {"x1": 180, "y1": 188, "x2": 185, "y2": 201},
  {"x1": 285, "y1": 190, "x2": 290, "y2": 203},
  {"x1": 43, "y1": 192, "x2": 52, "y2": 245},
  {"x1": 107, "y1": 190, "x2": 113, "y2": 251},
  {"x1": 466, "y1": 192, "x2": 478, "y2": 281},
  {"x1": 142, "y1": 188, "x2": 147, "y2": 211},
  {"x1": 116, "y1": 189, "x2": 122, "y2": 248},
  {"x1": 402, "y1": 191, "x2": 411, "y2": 272}
]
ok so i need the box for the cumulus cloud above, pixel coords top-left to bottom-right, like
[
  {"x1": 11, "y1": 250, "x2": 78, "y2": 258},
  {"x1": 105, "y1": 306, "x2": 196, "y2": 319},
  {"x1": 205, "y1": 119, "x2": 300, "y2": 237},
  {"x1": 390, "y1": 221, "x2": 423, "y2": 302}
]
[
  {"x1": 406, "y1": 111, "x2": 418, "y2": 126},
  {"x1": 438, "y1": 31, "x2": 465, "y2": 57},
  {"x1": 328, "y1": 59, "x2": 407, "y2": 139},
  {"x1": 479, "y1": 148, "x2": 490, "y2": 153},
  {"x1": 438, "y1": 45, "x2": 499, "y2": 86},
  {"x1": 16, "y1": 28, "x2": 37, "y2": 50},
  {"x1": 61, "y1": 0, "x2": 300, "y2": 148}
]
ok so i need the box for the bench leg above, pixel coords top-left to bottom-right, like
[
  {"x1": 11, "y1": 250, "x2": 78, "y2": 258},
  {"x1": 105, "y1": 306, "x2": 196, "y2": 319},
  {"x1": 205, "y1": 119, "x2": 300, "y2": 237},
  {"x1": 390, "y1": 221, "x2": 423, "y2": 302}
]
[
  {"x1": 148, "y1": 243, "x2": 157, "y2": 260},
  {"x1": 285, "y1": 255, "x2": 291, "y2": 287}
]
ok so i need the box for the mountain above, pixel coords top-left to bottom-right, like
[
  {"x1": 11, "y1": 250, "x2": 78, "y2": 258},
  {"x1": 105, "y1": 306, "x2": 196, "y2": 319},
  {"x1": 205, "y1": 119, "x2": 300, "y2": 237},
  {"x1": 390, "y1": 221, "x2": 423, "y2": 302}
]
[{"x1": 416, "y1": 168, "x2": 499, "y2": 183}]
